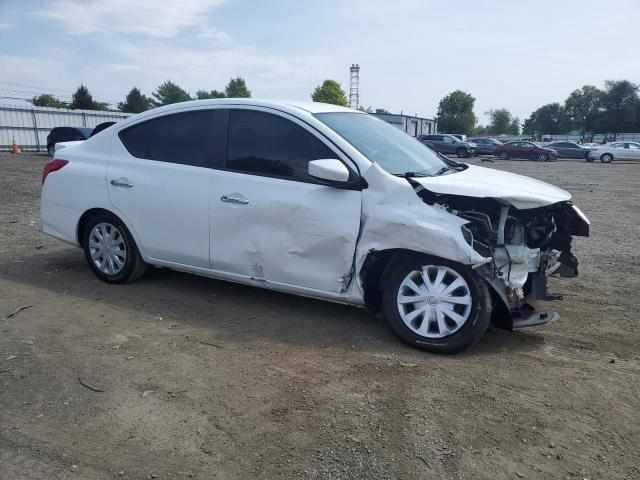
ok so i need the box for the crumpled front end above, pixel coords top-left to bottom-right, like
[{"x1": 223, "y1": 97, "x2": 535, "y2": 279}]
[{"x1": 434, "y1": 194, "x2": 590, "y2": 329}]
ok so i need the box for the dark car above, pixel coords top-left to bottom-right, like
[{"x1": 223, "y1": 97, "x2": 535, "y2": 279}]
[
  {"x1": 469, "y1": 137, "x2": 503, "y2": 155},
  {"x1": 543, "y1": 141, "x2": 589, "y2": 159},
  {"x1": 494, "y1": 141, "x2": 557, "y2": 162},
  {"x1": 418, "y1": 134, "x2": 476, "y2": 158},
  {"x1": 46, "y1": 127, "x2": 93, "y2": 156},
  {"x1": 89, "y1": 121, "x2": 117, "y2": 137}
]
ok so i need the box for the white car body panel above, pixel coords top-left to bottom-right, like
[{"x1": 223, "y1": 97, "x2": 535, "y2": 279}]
[
  {"x1": 54, "y1": 140, "x2": 84, "y2": 152},
  {"x1": 412, "y1": 164, "x2": 571, "y2": 210},
  {"x1": 209, "y1": 169, "x2": 361, "y2": 293},
  {"x1": 41, "y1": 99, "x2": 584, "y2": 310},
  {"x1": 107, "y1": 135, "x2": 211, "y2": 268}
]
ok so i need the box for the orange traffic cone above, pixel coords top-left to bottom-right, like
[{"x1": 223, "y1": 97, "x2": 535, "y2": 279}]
[{"x1": 11, "y1": 135, "x2": 21, "y2": 154}]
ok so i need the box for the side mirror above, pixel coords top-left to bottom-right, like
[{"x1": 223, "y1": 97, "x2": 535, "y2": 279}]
[{"x1": 308, "y1": 159, "x2": 350, "y2": 184}]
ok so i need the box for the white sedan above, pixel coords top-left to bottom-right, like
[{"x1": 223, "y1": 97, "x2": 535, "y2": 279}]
[
  {"x1": 41, "y1": 99, "x2": 589, "y2": 353},
  {"x1": 588, "y1": 141, "x2": 640, "y2": 163}
]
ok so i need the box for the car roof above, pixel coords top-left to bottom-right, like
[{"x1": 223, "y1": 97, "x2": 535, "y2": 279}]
[{"x1": 115, "y1": 98, "x2": 362, "y2": 129}]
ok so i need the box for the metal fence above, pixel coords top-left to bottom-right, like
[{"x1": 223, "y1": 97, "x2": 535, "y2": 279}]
[{"x1": 0, "y1": 104, "x2": 132, "y2": 152}]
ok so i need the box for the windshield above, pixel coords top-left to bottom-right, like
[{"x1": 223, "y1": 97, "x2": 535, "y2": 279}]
[{"x1": 315, "y1": 112, "x2": 446, "y2": 175}]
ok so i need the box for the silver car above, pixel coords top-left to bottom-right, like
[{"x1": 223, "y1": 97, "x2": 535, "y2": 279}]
[{"x1": 588, "y1": 141, "x2": 640, "y2": 163}]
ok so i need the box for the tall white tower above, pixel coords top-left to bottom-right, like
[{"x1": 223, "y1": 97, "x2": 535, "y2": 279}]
[{"x1": 349, "y1": 64, "x2": 360, "y2": 109}]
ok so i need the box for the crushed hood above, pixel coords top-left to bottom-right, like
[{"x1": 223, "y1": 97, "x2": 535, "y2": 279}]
[{"x1": 411, "y1": 164, "x2": 571, "y2": 209}]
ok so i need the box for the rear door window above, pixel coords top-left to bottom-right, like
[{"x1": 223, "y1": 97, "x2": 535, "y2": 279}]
[
  {"x1": 119, "y1": 110, "x2": 225, "y2": 168},
  {"x1": 147, "y1": 110, "x2": 213, "y2": 167},
  {"x1": 119, "y1": 121, "x2": 153, "y2": 159},
  {"x1": 226, "y1": 109, "x2": 336, "y2": 182}
]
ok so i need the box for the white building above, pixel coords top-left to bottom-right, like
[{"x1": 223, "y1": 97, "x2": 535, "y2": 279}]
[{"x1": 372, "y1": 110, "x2": 437, "y2": 137}]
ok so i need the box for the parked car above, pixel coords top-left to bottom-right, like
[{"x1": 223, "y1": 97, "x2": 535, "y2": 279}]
[
  {"x1": 46, "y1": 127, "x2": 93, "y2": 156},
  {"x1": 469, "y1": 137, "x2": 503, "y2": 155},
  {"x1": 90, "y1": 121, "x2": 117, "y2": 137},
  {"x1": 543, "y1": 141, "x2": 590, "y2": 159},
  {"x1": 41, "y1": 99, "x2": 589, "y2": 354},
  {"x1": 451, "y1": 134, "x2": 467, "y2": 142},
  {"x1": 417, "y1": 134, "x2": 477, "y2": 158},
  {"x1": 587, "y1": 141, "x2": 640, "y2": 163},
  {"x1": 495, "y1": 141, "x2": 558, "y2": 161}
]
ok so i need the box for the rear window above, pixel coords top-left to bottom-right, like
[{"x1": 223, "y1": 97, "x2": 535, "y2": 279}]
[{"x1": 119, "y1": 121, "x2": 152, "y2": 158}]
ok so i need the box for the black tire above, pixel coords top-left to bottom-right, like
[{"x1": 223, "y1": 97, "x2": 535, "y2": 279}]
[
  {"x1": 81, "y1": 211, "x2": 147, "y2": 284},
  {"x1": 498, "y1": 151, "x2": 509, "y2": 160},
  {"x1": 536, "y1": 153, "x2": 549, "y2": 162},
  {"x1": 381, "y1": 254, "x2": 492, "y2": 354},
  {"x1": 456, "y1": 147, "x2": 468, "y2": 158},
  {"x1": 47, "y1": 144, "x2": 55, "y2": 157},
  {"x1": 600, "y1": 153, "x2": 613, "y2": 163}
]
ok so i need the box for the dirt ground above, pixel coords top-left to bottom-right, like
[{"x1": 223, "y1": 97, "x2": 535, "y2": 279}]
[{"x1": 1, "y1": 152, "x2": 639, "y2": 480}]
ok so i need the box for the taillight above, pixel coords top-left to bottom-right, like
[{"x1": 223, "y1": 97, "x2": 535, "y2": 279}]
[{"x1": 42, "y1": 159, "x2": 69, "y2": 185}]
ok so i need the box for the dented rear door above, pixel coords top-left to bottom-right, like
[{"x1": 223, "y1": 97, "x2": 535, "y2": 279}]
[{"x1": 209, "y1": 108, "x2": 361, "y2": 293}]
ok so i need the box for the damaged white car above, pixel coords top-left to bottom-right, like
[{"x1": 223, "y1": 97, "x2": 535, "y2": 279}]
[{"x1": 41, "y1": 99, "x2": 589, "y2": 353}]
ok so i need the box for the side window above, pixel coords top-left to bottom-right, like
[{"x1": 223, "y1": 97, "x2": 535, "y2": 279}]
[
  {"x1": 147, "y1": 110, "x2": 212, "y2": 167},
  {"x1": 226, "y1": 110, "x2": 336, "y2": 182},
  {"x1": 119, "y1": 120, "x2": 153, "y2": 159},
  {"x1": 628, "y1": 143, "x2": 640, "y2": 149}
]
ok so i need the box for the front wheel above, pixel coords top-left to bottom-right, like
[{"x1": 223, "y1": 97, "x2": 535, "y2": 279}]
[
  {"x1": 82, "y1": 212, "x2": 147, "y2": 284},
  {"x1": 381, "y1": 255, "x2": 492, "y2": 354},
  {"x1": 537, "y1": 153, "x2": 549, "y2": 162},
  {"x1": 600, "y1": 153, "x2": 613, "y2": 163},
  {"x1": 498, "y1": 151, "x2": 509, "y2": 160},
  {"x1": 47, "y1": 145, "x2": 55, "y2": 157}
]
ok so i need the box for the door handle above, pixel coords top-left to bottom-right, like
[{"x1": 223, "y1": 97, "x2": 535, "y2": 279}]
[
  {"x1": 110, "y1": 178, "x2": 133, "y2": 188},
  {"x1": 221, "y1": 194, "x2": 249, "y2": 204}
]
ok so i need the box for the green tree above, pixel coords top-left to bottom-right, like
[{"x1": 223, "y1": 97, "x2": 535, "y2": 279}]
[
  {"x1": 151, "y1": 80, "x2": 192, "y2": 107},
  {"x1": 118, "y1": 87, "x2": 152, "y2": 113},
  {"x1": 523, "y1": 103, "x2": 568, "y2": 136},
  {"x1": 564, "y1": 85, "x2": 602, "y2": 136},
  {"x1": 598, "y1": 79, "x2": 639, "y2": 132},
  {"x1": 225, "y1": 77, "x2": 251, "y2": 98},
  {"x1": 486, "y1": 108, "x2": 519, "y2": 135},
  {"x1": 31, "y1": 94, "x2": 68, "y2": 109},
  {"x1": 436, "y1": 90, "x2": 477, "y2": 135},
  {"x1": 311, "y1": 79, "x2": 348, "y2": 106},
  {"x1": 196, "y1": 89, "x2": 226, "y2": 100},
  {"x1": 69, "y1": 84, "x2": 107, "y2": 110}
]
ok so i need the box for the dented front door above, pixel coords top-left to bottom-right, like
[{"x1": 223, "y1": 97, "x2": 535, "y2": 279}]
[
  {"x1": 209, "y1": 172, "x2": 361, "y2": 292},
  {"x1": 208, "y1": 108, "x2": 361, "y2": 293}
]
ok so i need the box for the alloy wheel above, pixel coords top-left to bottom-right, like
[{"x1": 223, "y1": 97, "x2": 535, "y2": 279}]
[{"x1": 396, "y1": 265, "x2": 472, "y2": 338}]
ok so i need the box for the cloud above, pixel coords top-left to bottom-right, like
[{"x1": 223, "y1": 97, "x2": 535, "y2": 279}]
[
  {"x1": 100, "y1": 39, "x2": 333, "y2": 99},
  {"x1": 38, "y1": 0, "x2": 225, "y2": 37}
]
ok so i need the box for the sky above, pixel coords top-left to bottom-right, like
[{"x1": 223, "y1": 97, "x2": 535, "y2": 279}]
[{"x1": 1, "y1": 0, "x2": 639, "y2": 123}]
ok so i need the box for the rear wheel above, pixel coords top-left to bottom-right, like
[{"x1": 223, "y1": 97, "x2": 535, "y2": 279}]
[
  {"x1": 82, "y1": 212, "x2": 147, "y2": 284},
  {"x1": 381, "y1": 255, "x2": 492, "y2": 354},
  {"x1": 47, "y1": 144, "x2": 55, "y2": 157},
  {"x1": 456, "y1": 147, "x2": 469, "y2": 158},
  {"x1": 600, "y1": 153, "x2": 613, "y2": 163},
  {"x1": 498, "y1": 151, "x2": 509, "y2": 160}
]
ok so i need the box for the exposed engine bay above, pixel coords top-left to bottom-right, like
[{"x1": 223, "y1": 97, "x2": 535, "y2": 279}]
[{"x1": 412, "y1": 184, "x2": 590, "y2": 327}]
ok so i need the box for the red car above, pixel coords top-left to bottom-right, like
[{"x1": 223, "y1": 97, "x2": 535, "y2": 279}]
[{"x1": 494, "y1": 141, "x2": 558, "y2": 162}]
